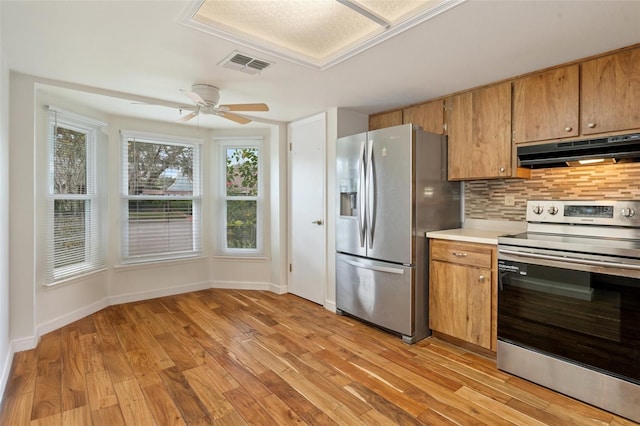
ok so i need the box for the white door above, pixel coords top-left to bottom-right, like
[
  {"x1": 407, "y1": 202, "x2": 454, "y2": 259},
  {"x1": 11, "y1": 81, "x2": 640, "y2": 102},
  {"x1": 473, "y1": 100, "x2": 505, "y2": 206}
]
[{"x1": 288, "y1": 113, "x2": 326, "y2": 305}]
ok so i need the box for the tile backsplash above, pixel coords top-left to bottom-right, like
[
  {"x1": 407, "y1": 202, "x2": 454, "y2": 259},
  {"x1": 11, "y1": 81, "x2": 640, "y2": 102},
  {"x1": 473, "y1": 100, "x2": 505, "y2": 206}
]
[{"x1": 465, "y1": 162, "x2": 640, "y2": 221}]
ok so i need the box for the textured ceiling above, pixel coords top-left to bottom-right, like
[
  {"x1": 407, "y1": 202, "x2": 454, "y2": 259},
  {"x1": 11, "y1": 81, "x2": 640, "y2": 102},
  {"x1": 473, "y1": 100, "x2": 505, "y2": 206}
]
[
  {"x1": 2, "y1": 0, "x2": 639, "y2": 129},
  {"x1": 187, "y1": 0, "x2": 454, "y2": 67}
]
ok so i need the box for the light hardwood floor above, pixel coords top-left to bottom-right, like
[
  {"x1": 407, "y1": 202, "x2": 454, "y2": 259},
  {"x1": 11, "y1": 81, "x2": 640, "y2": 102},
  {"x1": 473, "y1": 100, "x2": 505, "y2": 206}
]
[{"x1": 0, "y1": 289, "x2": 637, "y2": 425}]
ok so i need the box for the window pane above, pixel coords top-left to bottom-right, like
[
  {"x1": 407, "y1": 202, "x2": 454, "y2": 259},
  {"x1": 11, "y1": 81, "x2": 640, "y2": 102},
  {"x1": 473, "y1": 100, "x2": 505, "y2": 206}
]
[
  {"x1": 55, "y1": 127, "x2": 86, "y2": 194},
  {"x1": 54, "y1": 199, "x2": 86, "y2": 268},
  {"x1": 127, "y1": 199, "x2": 195, "y2": 256},
  {"x1": 226, "y1": 200, "x2": 257, "y2": 249},
  {"x1": 128, "y1": 141, "x2": 194, "y2": 196},
  {"x1": 226, "y1": 147, "x2": 258, "y2": 196}
]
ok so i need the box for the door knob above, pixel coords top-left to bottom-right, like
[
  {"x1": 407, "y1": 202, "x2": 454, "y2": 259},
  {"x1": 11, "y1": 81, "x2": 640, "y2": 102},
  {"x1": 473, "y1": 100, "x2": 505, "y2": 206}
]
[{"x1": 312, "y1": 220, "x2": 323, "y2": 225}]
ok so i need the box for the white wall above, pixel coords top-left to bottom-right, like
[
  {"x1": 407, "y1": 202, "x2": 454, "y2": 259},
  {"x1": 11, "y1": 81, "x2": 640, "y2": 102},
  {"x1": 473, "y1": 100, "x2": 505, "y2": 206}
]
[
  {"x1": 0, "y1": 3, "x2": 13, "y2": 404},
  {"x1": 9, "y1": 72, "x2": 37, "y2": 350},
  {"x1": 270, "y1": 124, "x2": 289, "y2": 293},
  {"x1": 208, "y1": 126, "x2": 287, "y2": 294},
  {"x1": 33, "y1": 89, "x2": 112, "y2": 337},
  {"x1": 325, "y1": 108, "x2": 368, "y2": 307},
  {"x1": 7, "y1": 73, "x2": 288, "y2": 355},
  {"x1": 104, "y1": 116, "x2": 212, "y2": 303}
]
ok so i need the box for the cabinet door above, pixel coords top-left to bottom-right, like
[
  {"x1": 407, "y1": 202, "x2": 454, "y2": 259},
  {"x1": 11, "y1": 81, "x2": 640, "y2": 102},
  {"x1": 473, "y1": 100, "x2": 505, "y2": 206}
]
[
  {"x1": 429, "y1": 260, "x2": 492, "y2": 349},
  {"x1": 581, "y1": 48, "x2": 640, "y2": 135},
  {"x1": 513, "y1": 65, "x2": 579, "y2": 143},
  {"x1": 447, "y1": 82, "x2": 512, "y2": 180},
  {"x1": 403, "y1": 100, "x2": 444, "y2": 134},
  {"x1": 369, "y1": 110, "x2": 403, "y2": 131}
]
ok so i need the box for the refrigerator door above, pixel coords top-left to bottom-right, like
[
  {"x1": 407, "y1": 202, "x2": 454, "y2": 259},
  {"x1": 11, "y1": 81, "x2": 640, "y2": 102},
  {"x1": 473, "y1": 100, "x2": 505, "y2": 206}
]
[
  {"x1": 336, "y1": 253, "x2": 414, "y2": 337},
  {"x1": 366, "y1": 124, "x2": 414, "y2": 264},
  {"x1": 336, "y1": 131, "x2": 368, "y2": 257}
]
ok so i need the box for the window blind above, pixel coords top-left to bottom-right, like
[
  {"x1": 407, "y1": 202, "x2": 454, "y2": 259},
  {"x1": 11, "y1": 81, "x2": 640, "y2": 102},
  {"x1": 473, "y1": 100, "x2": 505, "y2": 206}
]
[
  {"x1": 121, "y1": 132, "x2": 202, "y2": 262},
  {"x1": 46, "y1": 109, "x2": 105, "y2": 284}
]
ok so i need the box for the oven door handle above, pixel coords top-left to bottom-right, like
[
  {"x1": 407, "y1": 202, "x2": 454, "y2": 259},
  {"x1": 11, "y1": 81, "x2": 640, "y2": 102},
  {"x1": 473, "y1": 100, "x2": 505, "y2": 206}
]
[{"x1": 499, "y1": 248, "x2": 640, "y2": 271}]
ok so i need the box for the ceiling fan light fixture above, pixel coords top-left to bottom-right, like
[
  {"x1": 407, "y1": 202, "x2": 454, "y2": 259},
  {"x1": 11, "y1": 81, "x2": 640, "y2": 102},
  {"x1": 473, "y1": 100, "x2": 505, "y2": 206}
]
[{"x1": 190, "y1": 84, "x2": 220, "y2": 105}]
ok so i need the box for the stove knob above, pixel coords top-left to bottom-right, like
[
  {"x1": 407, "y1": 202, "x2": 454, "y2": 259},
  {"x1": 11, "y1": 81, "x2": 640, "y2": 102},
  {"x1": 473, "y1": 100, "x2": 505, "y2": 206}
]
[
  {"x1": 548, "y1": 206, "x2": 559, "y2": 215},
  {"x1": 532, "y1": 205, "x2": 544, "y2": 215},
  {"x1": 621, "y1": 208, "x2": 636, "y2": 218}
]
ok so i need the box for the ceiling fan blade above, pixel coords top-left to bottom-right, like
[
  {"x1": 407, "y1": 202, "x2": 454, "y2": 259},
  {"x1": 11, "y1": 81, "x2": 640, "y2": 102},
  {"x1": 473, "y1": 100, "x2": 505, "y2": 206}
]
[
  {"x1": 219, "y1": 112, "x2": 251, "y2": 125},
  {"x1": 177, "y1": 111, "x2": 199, "y2": 122},
  {"x1": 219, "y1": 103, "x2": 269, "y2": 112},
  {"x1": 179, "y1": 89, "x2": 207, "y2": 106}
]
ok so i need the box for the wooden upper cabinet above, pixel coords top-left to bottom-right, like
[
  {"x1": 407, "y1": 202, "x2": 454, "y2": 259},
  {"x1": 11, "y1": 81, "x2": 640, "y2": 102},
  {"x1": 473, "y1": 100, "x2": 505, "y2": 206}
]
[
  {"x1": 513, "y1": 65, "x2": 580, "y2": 143},
  {"x1": 447, "y1": 81, "x2": 513, "y2": 180},
  {"x1": 581, "y1": 47, "x2": 640, "y2": 135},
  {"x1": 369, "y1": 110, "x2": 402, "y2": 131},
  {"x1": 403, "y1": 100, "x2": 444, "y2": 134}
]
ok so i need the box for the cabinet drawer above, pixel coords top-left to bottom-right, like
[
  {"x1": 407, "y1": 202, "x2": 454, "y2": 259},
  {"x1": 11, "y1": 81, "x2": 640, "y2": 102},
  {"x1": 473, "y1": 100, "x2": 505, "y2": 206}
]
[{"x1": 430, "y1": 240, "x2": 493, "y2": 269}]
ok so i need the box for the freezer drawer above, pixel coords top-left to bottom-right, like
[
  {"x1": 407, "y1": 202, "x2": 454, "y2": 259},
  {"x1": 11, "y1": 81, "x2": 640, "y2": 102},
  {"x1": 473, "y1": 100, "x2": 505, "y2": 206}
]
[{"x1": 336, "y1": 254, "x2": 414, "y2": 337}]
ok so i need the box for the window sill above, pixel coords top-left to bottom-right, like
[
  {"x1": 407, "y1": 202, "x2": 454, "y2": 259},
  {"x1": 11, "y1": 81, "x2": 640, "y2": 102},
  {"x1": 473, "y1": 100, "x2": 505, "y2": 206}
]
[
  {"x1": 42, "y1": 267, "x2": 108, "y2": 288},
  {"x1": 115, "y1": 255, "x2": 208, "y2": 271},
  {"x1": 211, "y1": 255, "x2": 269, "y2": 262}
]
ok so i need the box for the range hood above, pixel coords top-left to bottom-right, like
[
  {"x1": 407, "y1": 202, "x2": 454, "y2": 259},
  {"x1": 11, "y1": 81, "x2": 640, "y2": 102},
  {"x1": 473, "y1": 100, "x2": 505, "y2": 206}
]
[{"x1": 518, "y1": 133, "x2": 640, "y2": 168}]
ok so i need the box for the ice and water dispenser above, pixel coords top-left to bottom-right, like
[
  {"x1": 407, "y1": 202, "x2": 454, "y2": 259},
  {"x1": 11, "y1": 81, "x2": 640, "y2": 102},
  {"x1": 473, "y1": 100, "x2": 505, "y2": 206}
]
[{"x1": 339, "y1": 179, "x2": 358, "y2": 217}]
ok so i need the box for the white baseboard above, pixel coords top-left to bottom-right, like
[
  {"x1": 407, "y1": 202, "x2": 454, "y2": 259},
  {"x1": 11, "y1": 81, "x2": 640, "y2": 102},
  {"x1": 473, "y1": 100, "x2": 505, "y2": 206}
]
[
  {"x1": 37, "y1": 297, "x2": 109, "y2": 338},
  {"x1": 109, "y1": 281, "x2": 211, "y2": 306},
  {"x1": 11, "y1": 336, "x2": 37, "y2": 353},
  {"x1": 210, "y1": 280, "x2": 272, "y2": 291},
  {"x1": 324, "y1": 299, "x2": 336, "y2": 313},
  {"x1": 268, "y1": 282, "x2": 288, "y2": 294},
  {"x1": 0, "y1": 341, "x2": 13, "y2": 409}
]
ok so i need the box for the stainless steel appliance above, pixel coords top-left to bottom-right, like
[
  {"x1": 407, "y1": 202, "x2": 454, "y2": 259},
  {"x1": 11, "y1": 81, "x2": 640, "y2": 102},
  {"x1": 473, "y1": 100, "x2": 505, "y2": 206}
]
[
  {"x1": 517, "y1": 132, "x2": 640, "y2": 168},
  {"x1": 335, "y1": 124, "x2": 460, "y2": 343},
  {"x1": 497, "y1": 200, "x2": 640, "y2": 423}
]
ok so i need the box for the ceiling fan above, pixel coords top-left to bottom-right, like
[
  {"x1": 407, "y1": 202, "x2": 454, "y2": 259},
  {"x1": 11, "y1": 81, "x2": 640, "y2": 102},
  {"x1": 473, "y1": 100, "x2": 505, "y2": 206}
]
[{"x1": 176, "y1": 84, "x2": 269, "y2": 125}]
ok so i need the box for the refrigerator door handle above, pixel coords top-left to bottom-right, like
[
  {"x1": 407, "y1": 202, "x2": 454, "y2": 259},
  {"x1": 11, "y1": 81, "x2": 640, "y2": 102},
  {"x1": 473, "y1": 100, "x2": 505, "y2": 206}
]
[
  {"x1": 340, "y1": 257, "x2": 405, "y2": 275},
  {"x1": 357, "y1": 141, "x2": 366, "y2": 248},
  {"x1": 366, "y1": 140, "x2": 375, "y2": 249}
]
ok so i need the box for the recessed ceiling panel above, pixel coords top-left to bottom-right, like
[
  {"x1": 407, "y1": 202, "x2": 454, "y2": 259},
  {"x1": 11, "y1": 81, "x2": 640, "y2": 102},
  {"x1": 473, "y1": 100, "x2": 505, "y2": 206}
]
[{"x1": 181, "y1": 0, "x2": 466, "y2": 69}]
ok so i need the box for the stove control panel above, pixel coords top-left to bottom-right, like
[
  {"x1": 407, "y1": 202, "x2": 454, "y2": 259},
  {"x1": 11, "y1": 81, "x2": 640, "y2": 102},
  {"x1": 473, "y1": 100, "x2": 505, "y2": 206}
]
[{"x1": 526, "y1": 200, "x2": 640, "y2": 226}]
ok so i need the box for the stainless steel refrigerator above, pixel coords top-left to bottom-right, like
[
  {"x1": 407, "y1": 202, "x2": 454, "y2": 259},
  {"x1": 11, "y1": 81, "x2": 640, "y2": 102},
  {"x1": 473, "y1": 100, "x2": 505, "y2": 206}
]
[{"x1": 335, "y1": 123, "x2": 460, "y2": 343}]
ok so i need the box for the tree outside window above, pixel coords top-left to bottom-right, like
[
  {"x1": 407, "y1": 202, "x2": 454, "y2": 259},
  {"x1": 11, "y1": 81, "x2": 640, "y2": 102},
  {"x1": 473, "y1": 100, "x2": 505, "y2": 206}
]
[
  {"x1": 54, "y1": 127, "x2": 87, "y2": 268},
  {"x1": 224, "y1": 145, "x2": 261, "y2": 251},
  {"x1": 122, "y1": 136, "x2": 201, "y2": 261},
  {"x1": 46, "y1": 110, "x2": 104, "y2": 284}
]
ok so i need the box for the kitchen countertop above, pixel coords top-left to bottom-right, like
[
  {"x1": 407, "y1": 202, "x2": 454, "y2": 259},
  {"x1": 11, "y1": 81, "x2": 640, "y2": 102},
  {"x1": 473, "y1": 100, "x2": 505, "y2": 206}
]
[{"x1": 426, "y1": 219, "x2": 527, "y2": 245}]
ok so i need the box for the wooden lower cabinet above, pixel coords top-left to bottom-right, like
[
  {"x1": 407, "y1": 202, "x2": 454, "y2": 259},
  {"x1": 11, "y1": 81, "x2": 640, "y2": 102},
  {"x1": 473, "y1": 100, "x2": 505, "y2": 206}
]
[{"x1": 429, "y1": 239, "x2": 497, "y2": 351}]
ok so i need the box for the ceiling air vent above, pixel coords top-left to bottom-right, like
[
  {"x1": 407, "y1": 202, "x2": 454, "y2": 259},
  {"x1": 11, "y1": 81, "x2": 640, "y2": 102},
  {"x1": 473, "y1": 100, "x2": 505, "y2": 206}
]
[{"x1": 219, "y1": 51, "x2": 273, "y2": 75}]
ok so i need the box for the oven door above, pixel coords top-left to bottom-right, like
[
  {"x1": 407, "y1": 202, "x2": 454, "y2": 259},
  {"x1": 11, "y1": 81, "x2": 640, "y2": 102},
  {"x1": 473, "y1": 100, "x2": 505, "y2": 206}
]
[{"x1": 497, "y1": 245, "x2": 640, "y2": 385}]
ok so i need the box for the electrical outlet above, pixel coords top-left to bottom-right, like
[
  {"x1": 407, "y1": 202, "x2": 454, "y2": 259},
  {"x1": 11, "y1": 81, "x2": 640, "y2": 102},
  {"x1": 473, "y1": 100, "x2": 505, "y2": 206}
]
[{"x1": 504, "y1": 195, "x2": 516, "y2": 206}]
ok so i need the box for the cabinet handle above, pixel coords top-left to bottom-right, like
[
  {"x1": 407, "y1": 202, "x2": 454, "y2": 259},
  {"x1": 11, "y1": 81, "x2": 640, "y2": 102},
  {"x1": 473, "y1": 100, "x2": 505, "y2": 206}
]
[
  {"x1": 499, "y1": 167, "x2": 505, "y2": 173},
  {"x1": 479, "y1": 275, "x2": 485, "y2": 282},
  {"x1": 588, "y1": 122, "x2": 596, "y2": 129},
  {"x1": 452, "y1": 252, "x2": 468, "y2": 257},
  {"x1": 564, "y1": 126, "x2": 572, "y2": 132}
]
